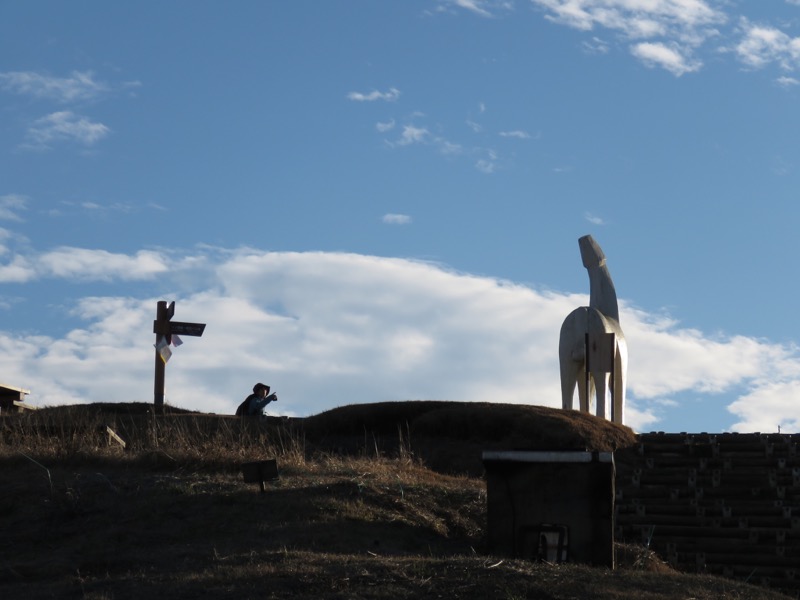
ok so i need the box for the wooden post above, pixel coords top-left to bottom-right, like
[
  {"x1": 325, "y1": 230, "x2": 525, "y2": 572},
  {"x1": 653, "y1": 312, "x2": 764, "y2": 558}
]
[{"x1": 153, "y1": 301, "x2": 170, "y2": 414}]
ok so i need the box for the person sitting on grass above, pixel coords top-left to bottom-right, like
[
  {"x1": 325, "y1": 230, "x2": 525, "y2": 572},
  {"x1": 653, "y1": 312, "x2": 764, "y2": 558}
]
[{"x1": 236, "y1": 382, "x2": 278, "y2": 417}]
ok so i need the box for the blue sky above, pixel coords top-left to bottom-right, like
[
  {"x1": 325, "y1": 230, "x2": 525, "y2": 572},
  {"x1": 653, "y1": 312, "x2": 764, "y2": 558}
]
[{"x1": 2, "y1": 0, "x2": 800, "y2": 433}]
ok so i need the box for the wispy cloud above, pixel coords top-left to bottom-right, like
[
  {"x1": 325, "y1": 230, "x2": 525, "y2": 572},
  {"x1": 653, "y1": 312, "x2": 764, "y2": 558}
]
[
  {"x1": 37, "y1": 248, "x2": 167, "y2": 280},
  {"x1": 0, "y1": 70, "x2": 107, "y2": 103},
  {"x1": 382, "y1": 120, "x2": 464, "y2": 156},
  {"x1": 0, "y1": 194, "x2": 29, "y2": 221},
  {"x1": 347, "y1": 87, "x2": 400, "y2": 102},
  {"x1": 0, "y1": 247, "x2": 169, "y2": 282},
  {"x1": 453, "y1": 0, "x2": 492, "y2": 17},
  {"x1": 382, "y1": 213, "x2": 412, "y2": 225},
  {"x1": 584, "y1": 212, "x2": 606, "y2": 225},
  {"x1": 530, "y1": 0, "x2": 724, "y2": 36},
  {"x1": 443, "y1": 0, "x2": 800, "y2": 77},
  {"x1": 499, "y1": 130, "x2": 531, "y2": 139},
  {"x1": 777, "y1": 76, "x2": 800, "y2": 87},
  {"x1": 0, "y1": 70, "x2": 121, "y2": 150},
  {"x1": 735, "y1": 19, "x2": 800, "y2": 71},
  {"x1": 79, "y1": 201, "x2": 134, "y2": 214},
  {"x1": 437, "y1": 0, "x2": 511, "y2": 18},
  {"x1": 439, "y1": 140, "x2": 464, "y2": 155},
  {"x1": 475, "y1": 149, "x2": 499, "y2": 173},
  {"x1": 395, "y1": 125, "x2": 429, "y2": 146},
  {"x1": 631, "y1": 42, "x2": 701, "y2": 76},
  {"x1": 46, "y1": 199, "x2": 152, "y2": 219},
  {"x1": 582, "y1": 36, "x2": 610, "y2": 54},
  {"x1": 23, "y1": 111, "x2": 110, "y2": 150},
  {"x1": 520, "y1": 0, "x2": 726, "y2": 75},
  {"x1": 376, "y1": 119, "x2": 396, "y2": 132},
  {"x1": 467, "y1": 119, "x2": 483, "y2": 133}
]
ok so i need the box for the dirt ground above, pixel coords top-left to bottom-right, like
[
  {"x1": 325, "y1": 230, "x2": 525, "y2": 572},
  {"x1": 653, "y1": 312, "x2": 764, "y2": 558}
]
[{"x1": 0, "y1": 401, "x2": 791, "y2": 599}]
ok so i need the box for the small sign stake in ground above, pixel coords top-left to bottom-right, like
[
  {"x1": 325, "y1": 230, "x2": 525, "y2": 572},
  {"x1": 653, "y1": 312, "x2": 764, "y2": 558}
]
[{"x1": 242, "y1": 459, "x2": 279, "y2": 493}]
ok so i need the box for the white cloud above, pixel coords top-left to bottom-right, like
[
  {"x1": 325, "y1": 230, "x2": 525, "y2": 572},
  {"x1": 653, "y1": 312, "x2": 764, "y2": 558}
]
[
  {"x1": 0, "y1": 194, "x2": 28, "y2": 221},
  {"x1": 396, "y1": 125, "x2": 429, "y2": 146},
  {"x1": 777, "y1": 76, "x2": 800, "y2": 87},
  {"x1": 499, "y1": 130, "x2": 531, "y2": 139},
  {"x1": 530, "y1": 0, "x2": 724, "y2": 75},
  {"x1": 584, "y1": 212, "x2": 605, "y2": 225},
  {"x1": 0, "y1": 247, "x2": 170, "y2": 282},
  {"x1": 438, "y1": 140, "x2": 464, "y2": 155},
  {"x1": 80, "y1": 201, "x2": 134, "y2": 214},
  {"x1": 0, "y1": 70, "x2": 107, "y2": 103},
  {"x1": 37, "y1": 248, "x2": 170, "y2": 280},
  {"x1": 735, "y1": 19, "x2": 800, "y2": 71},
  {"x1": 438, "y1": 0, "x2": 512, "y2": 18},
  {"x1": 347, "y1": 87, "x2": 400, "y2": 102},
  {"x1": 583, "y1": 36, "x2": 610, "y2": 54},
  {"x1": 383, "y1": 120, "x2": 463, "y2": 157},
  {"x1": 531, "y1": 0, "x2": 724, "y2": 34},
  {"x1": 475, "y1": 159, "x2": 496, "y2": 173},
  {"x1": 453, "y1": 0, "x2": 492, "y2": 17},
  {"x1": 444, "y1": 0, "x2": 800, "y2": 77},
  {"x1": 729, "y1": 380, "x2": 800, "y2": 432},
  {"x1": 475, "y1": 149, "x2": 499, "y2": 173},
  {"x1": 631, "y1": 42, "x2": 702, "y2": 76},
  {"x1": 376, "y1": 119, "x2": 396, "y2": 132},
  {"x1": 382, "y1": 213, "x2": 412, "y2": 225},
  {"x1": 24, "y1": 111, "x2": 110, "y2": 149},
  {"x1": 2, "y1": 246, "x2": 799, "y2": 434},
  {"x1": 0, "y1": 255, "x2": 36, "y2": 283}
]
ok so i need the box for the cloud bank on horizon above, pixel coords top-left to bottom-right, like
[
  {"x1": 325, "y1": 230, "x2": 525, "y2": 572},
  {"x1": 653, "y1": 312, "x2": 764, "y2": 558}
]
[{"x1": 0, "y1": 238, "x2": 799, "y2": 433}]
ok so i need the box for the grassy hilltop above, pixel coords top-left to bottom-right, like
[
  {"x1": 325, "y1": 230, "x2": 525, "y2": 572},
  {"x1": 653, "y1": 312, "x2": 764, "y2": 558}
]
[{"x1": 0, "y1": 401, "x2": 790, "y2": 599}]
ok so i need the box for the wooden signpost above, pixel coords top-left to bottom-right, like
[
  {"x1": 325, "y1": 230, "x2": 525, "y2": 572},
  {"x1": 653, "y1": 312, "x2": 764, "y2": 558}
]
[{"x1": 152, "y1": 301, "x2": 206, "y2": 413}]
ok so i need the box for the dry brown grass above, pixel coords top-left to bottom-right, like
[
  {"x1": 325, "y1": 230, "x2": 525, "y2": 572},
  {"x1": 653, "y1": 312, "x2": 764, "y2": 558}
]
[{"x1": 0, "y1": 402, "x2": 792, "y2": 599}]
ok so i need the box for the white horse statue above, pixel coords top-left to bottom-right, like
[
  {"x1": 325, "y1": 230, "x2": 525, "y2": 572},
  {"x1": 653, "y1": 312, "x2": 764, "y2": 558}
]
[{"x1": 559, "y1": 235, "x2": 627, "y2": 424}]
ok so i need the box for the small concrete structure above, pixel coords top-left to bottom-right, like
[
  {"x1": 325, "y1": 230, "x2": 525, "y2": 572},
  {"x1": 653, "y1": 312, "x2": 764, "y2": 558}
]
[
  {"x1": 0, "y1": 383, "x2": 32, "y2": 414},
  {"x1": 483, "y1": 450, "x2": 615, "y2": 567}
]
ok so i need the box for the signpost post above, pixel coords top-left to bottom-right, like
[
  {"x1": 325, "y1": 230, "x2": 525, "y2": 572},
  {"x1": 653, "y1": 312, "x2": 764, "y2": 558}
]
[{"x1": 152, "y1": 301, "x2": 206, "y2": 413}]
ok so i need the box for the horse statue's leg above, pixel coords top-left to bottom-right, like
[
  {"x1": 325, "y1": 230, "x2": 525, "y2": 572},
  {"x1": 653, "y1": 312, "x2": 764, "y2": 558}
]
[
  {"x1": 612, "y1": 336, "x2": 627, "y2": 424},
  {"x1": 559, "y1": 308, "x2": 587, "y2": 411},
  {"x1": 577, "y1": 364, "x2": 591, "y2": 413},
  {"x1": 592, "y1": 370, "x2": 609, "y2": 420},
  {"x1": 560, "y1": 359, "x2": 579, "y2": 410}
]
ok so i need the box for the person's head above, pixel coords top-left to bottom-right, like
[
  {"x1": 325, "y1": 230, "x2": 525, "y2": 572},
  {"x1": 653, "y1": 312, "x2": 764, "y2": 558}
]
[{"x1": 253, "y1": 382, "x2": 270, "y2": 396}]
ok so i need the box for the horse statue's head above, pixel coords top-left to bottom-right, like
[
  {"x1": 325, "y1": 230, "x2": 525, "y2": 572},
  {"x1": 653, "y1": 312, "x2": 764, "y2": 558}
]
[{"x1": 579, "y1": 235, "x2": 606, "y2": 269}]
